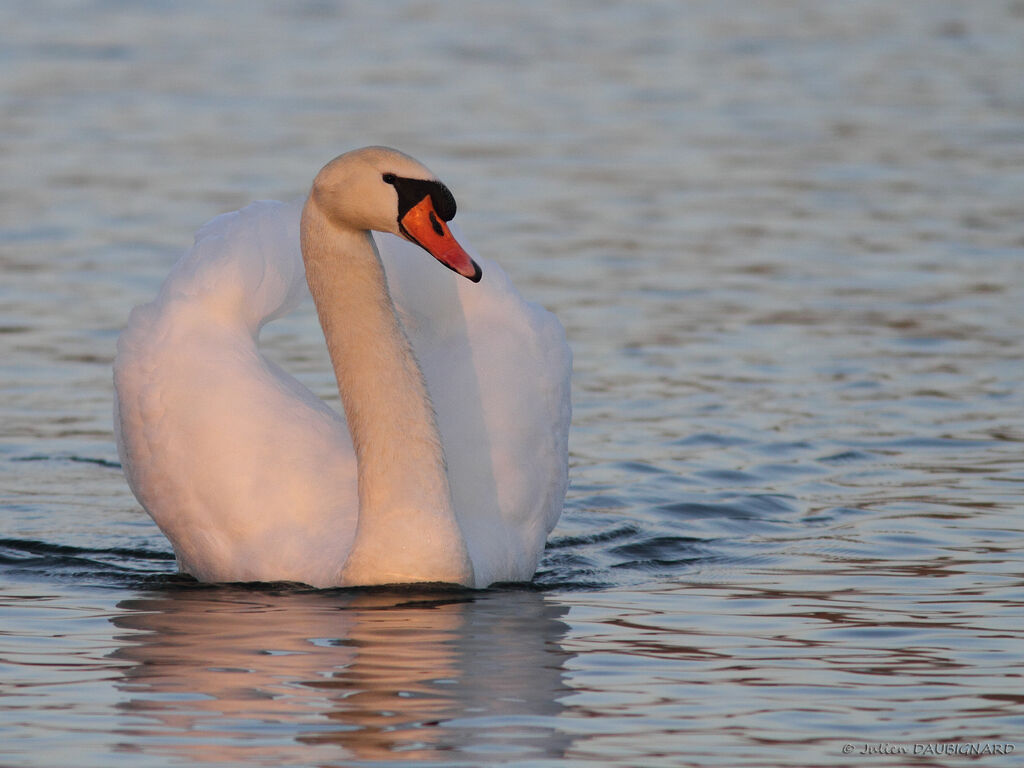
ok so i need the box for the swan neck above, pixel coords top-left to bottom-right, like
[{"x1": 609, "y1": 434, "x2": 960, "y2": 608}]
[{"x1": 299, "y1": 198, "x2": 473, "y2": 586}]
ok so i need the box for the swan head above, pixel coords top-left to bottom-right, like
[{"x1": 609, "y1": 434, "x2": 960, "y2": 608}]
[{"x1": 309, "y1": 146, "x2": 481, "y2": 282}]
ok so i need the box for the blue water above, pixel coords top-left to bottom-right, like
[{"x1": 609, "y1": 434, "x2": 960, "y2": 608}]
[{"x1": 2, "y1": 1, "x2": 1023, "y2": 765}]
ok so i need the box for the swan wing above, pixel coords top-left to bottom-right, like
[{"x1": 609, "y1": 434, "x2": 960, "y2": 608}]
[
  {"x1": 114, "y1": 201, "x2": 357, "y2": 586},
  {"x1": 377, "y1": 229, "x2": 571, "y2": 586}
]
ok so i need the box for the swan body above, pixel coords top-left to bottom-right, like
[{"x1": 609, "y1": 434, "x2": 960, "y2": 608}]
[{"x1": 114, "y1": 147, "x2": 571, "y2": 588}]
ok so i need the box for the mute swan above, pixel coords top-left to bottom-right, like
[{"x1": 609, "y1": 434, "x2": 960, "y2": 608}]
[{"x1": 114, "y1": 147, "x2": 571, "y2": 588}]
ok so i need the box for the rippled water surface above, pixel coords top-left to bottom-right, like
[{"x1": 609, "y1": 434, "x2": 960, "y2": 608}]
[{"x1": 2, "y1": 1, "x2": 1024, "y2": 766}]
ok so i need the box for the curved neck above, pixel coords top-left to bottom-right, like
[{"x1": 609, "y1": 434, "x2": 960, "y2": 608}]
[{"x1": 300, "y1": 198, "x2": 473, "y2": 586}]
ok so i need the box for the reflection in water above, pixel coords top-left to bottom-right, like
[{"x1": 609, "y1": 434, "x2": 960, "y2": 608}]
[{"x1": 111, "y1": 587, "x2": 572, "y2": 765}]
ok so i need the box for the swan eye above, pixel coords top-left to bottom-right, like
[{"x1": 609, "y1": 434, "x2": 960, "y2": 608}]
[{"x1": 382, "y1": 173, "x2": 397, "y2": 184}]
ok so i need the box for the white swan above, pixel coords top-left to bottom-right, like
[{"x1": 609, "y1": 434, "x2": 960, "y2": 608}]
[{"x1": 114, "y1": 147, "x2": 571, "y2": 588}]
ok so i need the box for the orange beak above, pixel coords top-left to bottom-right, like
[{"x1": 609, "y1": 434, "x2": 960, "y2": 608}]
[{"x1": 399, "y1": 196, "x2": 481, "y2": 282}]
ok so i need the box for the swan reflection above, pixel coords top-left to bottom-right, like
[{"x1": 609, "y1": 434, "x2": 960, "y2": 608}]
[{"x1": 111, "y1": 586, "x2": 571, "y2": 764}]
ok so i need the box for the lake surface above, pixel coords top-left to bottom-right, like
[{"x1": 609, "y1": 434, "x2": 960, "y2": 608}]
[{"x1": 2, "y1": 1, "x2": 1023, "y2": 765}]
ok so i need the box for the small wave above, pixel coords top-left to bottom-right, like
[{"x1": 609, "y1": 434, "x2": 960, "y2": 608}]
[
  {"x1": 802, "y1": 506, "x2": 871, "y2": 526},
  {"x1": 534, "y1": 553, "x2": 614, "y2": 591},
  {"x1": 12, "y1": 454, "x2": 122, "y2": 469},
  {"x1": 546, "y1": 523, "x2": 640, "y2": 550},
  {"x1": 0, "y1": 537, "x2": 177, "y2": 587},
  {"x1": 609, "y1": 535, "x2": 712, "y2": 571},
  {"x1": 694, "y1": 468, "x2": 761, "y2": 485},
  {"x1": 849, "y1": 436, "x2": 995, "y2": 451},
  {"x1": 657, "y1": 493, "x2": 798, "y2": 520},
  {"x1": 670, "y1": 432, "x2": 753, "y2": 448},
  {"x1": 0, "y1": 538, "x2": 174, "y2": 562},
  {"x1": 817, "y1": 449, "x2": 876, "y2": 463}
]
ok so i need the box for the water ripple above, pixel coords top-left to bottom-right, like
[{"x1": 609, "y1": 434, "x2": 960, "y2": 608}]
[{"x1": 2, "y1": 0, "x2": 1024, "y2": 765}]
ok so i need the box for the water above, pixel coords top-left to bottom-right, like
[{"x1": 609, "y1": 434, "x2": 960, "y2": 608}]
[{"x1": 2, "y1": 1, "x2": 1023, "y2": 765}]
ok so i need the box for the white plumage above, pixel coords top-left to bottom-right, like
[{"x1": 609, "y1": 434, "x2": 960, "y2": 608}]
[{"x1": 114, "y1": 148, "x2": 571, "y2": 588}]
